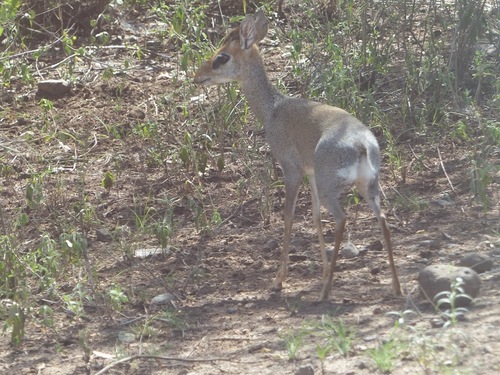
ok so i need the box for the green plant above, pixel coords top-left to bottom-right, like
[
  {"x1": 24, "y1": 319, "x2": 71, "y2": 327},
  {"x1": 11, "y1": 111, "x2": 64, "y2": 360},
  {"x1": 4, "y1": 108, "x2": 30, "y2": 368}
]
[
  {"x1": 25, "y1": 174, "x2": 44, "y2": 209},
  {"x1": 130, "y1": 319, "x2": 159, "y2": 340},
  {"x1": 282, "y1": 328, "x2": 307, "y2": 361},
  {"x1": 34, "y1": 234, "x2": 60, "y2": 293},
  {"x1": 101, "y1": 170, "x2": 115, "y2": 192},
  {"x1": 38, "y1": 304, "x2": 54, "y2": 328},
  {"x1": 318, "y1": 316, "x2": 354, "y2": 357},
  {"x1": 59, "y1": 232, "x2": 88, "y2": 265},
  {"x1": 435, "y1": 277, "x2": 471, "y2": 327},
  {"x1": 391, "y1": 188, "x2": 428, "y2": 212},
  {"x1": 186, "y1": 195, "x2": 208, "y2": 233},
  {"x1": 0, "y1": 234, "x2": 25, "y2": 299},
  {"x1": 107, "y1": 284, "x2": 128, "y2": 311},
  {"x1": 157, "y1": 307, "x2": 189, "y2": 336},
  {"x1": 63, "y1": 282, "x2": 89, "y2": 318},
  {"x1": 79, "y1": 327, "x2": 93, "y2": 366},
  {"x1": 316, "y1": 342, "x2": 331, "y2": 374},
  {"x1": 368, "y1": 338, "x2": 403, "y2": 373},
  {"x1": 470, "y1": 156, "x2": 496, "y2": 212},
  {"x1": 386, "y1": 307, "x2": 476, "y2": 373},
  {"x1": 159, "y1": 0, "x2": 209, "y2": 76},
  {"x1": 0, "y1": 0, "x2": 21, "y2": 37},
  {"x1": 1, "y1": 299, "x2": 26, "y2": 346}
]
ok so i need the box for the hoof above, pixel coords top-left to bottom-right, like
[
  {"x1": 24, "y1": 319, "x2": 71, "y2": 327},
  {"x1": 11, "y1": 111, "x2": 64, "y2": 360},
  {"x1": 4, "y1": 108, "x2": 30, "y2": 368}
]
[
  {"x1": 271, "y1": 280, "x2": 283, "y2": 292},
  {"x1": 319, "y1": 288, "x2": 330, "y2": 302},
  {"x1": 393, "y1": 287, "x2": 403, "y2": 297},
  {"x1": 392, "y1": 280, "x2": 403, "y2": 297}
]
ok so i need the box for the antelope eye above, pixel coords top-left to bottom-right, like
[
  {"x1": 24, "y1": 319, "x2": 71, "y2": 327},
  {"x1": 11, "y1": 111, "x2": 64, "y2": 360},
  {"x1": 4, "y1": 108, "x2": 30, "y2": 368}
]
[{"x1": 212, "y1": 53, "x2": 230, "y2": 69}]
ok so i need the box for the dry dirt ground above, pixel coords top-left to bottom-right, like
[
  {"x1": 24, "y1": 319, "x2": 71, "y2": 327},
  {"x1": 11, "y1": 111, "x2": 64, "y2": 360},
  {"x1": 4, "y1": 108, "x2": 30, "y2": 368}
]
[{"x1": 1, "y1": 2, "x2": 499, "y2": 375}]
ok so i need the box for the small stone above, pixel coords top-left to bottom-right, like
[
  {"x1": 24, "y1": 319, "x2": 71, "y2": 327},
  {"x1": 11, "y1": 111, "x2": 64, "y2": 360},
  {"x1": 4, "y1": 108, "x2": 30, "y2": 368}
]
[
  {"x1": 96, "y1": 228, "x2": 113, "y2": 242},
  {"x1": 289, "y1": 254, "x2": 308, "y2": 262},
  {"x1": 118, "y1": 332, "x2": 136, "y2": 343},
  {"x1": 418, "y1": 239, "x2": 441, "y2": 250},
  {"x1": 341, "y1": 241, "x2": 359, "y2": 259},
  {"x1": 418, "y1": 264, "x2": 480, "y2": 306},
  {"x1": 37, "y1": 79, "x2": 71, "y2": 98},
  {"x1": 134, "y1": 247, "x2": 164, "y2": 258},
  {"x1": 372, "y1": 307, "x2": 383, "y2": 314},
  {"x1": 291, "y1": 237, "x2": 311, "y2": 248},
  {"x1": 458, "y1": 253, "x2": 493, "y2": 274},
  {"x1": 363, "y1": 334, "x2": 378, "y2": 342},
  {"x1": 227, "y1": 306, "x2": 238, "y2": 314},
  {"x1": 366, "y1": 240, "x2": 383, "y2": 252},
  {"x1": 419, "y1": 249, "x2": 434, "y2": 259},
  {"x1": 441, "y1": 232, "x2": 454, "y2": 241},
  {"x1": 430, "y1": 318, "x2": 445, "y2": 328},
  {"x1": 150, "y1": 293, "x2": 176, "y2": 305},
  {"x1": 356, "y1": 359, "x2": 370, "y2": 369},
  {"x1": 431, "y1": 196, "x2": 454, "y2": 207},
  {"x1": 263, "y1": 239, "x2": 279, "y2": 252},
  {"x1": 295, "y1": 364, "x2": 314, "y2": 375}
]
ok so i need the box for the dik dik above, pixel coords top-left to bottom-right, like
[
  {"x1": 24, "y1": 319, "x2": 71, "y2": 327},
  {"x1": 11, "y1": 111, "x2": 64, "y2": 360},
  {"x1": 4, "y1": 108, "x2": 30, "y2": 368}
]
[{"x1": 194, "y1": 11, "x2": 402, "y2": 301}]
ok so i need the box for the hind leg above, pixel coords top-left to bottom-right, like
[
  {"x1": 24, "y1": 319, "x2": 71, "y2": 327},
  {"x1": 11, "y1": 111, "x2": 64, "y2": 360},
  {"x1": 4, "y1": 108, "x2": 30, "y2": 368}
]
[
  {"x1": 360, "y1": 180, "x2": 403, "y2": 297},
  {"x1": 319, "y1": 199, "x2": 346, "y2": 301},
  {"x1": 309, "y1": 175, "x2": 329, "y2": 281}
]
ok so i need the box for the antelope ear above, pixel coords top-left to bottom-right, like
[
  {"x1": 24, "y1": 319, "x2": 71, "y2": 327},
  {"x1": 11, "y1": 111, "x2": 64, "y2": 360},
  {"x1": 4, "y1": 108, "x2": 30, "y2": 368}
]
[
  {"x1": 254, "y1": 10, "x2": 269, "y2": 41},
  {"x1": 239, "y1": 11, "x2": 268, "y2": 50}
]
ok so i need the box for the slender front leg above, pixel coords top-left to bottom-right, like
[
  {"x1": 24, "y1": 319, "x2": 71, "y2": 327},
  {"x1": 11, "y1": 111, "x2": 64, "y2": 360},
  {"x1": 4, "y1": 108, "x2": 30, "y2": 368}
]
[
  {"x1": 378, "y1": 215, "x2": 403, "y2": 296},
  {"x1": 272, "y1": 172, "x2": 302, "y2": 291}
]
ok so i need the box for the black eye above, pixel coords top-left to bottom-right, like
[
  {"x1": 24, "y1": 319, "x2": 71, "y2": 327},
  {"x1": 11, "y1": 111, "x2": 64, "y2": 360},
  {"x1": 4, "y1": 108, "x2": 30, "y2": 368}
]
[{"x1": 212, "y1": 53, "x2": 230, "y2": 69}]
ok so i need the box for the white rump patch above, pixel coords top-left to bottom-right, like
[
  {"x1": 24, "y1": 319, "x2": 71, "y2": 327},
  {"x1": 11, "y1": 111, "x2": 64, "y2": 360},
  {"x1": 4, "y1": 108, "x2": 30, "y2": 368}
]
[{"x1": 337, "y1": 158, "x2": 376, "y2": 184}]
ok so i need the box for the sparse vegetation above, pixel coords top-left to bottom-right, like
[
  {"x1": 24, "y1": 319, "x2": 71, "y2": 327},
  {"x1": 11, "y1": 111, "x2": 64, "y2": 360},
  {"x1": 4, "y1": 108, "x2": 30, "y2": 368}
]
[
  {"x1": 367, "y1": 338, "x2": 403, "y2": 373},
  {"x1": 435, "y1": 277, "x2": 472, "y2": 327},
  {"x1": 0, "y1": 0, "x2": 498, "y2": 373}
]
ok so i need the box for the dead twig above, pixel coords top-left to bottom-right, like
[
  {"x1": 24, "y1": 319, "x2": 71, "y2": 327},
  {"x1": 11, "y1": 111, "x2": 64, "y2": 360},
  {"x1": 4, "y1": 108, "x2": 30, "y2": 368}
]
[
  {"x1": 93, "y1": 354, "x2": 254, "y2": 375},
  {"x1": 437, "y1": 146, "x2": 455, "y2": 192}
]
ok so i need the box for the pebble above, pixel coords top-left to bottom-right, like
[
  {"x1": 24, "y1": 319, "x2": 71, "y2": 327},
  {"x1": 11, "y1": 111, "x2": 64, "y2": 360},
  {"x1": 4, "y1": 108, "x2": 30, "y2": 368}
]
[
  {"x1": 295, "y1": 364, "x2": 314, "y2": 375},
  {"x1": 96, "y1": 228, "x2": 113, "y2": 242},
  {"x1": 458, "y1": 253, "x2": 493, "y2": 273},
  {"x1": 150, "y1": 293, "x2": 176, "y2": 305},
  {"x1": 37, "y1": 79, "x2": 71, "y2": 98},
  {"x1": 341, "y1": 241, "x2": 359, "y2": 259}
]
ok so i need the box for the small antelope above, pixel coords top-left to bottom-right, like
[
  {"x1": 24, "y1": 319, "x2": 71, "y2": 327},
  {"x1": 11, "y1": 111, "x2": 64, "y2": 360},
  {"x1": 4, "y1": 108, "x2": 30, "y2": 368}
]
[{"x1": 194, "y1": 11, "x2": 402, "y2": 300}]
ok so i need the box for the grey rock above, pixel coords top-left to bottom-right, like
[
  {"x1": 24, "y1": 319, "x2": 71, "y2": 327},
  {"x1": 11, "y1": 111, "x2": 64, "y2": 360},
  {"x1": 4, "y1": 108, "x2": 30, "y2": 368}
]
[
  {"x1": 366, "y1": 240, "x2": 383, "y2": 252},
  {"x1": 134, "y1": 247, "x2": 165, "y2": 258},
  {"x1": 418, "y1": 264, "x2": 480, "y2": 306},
  {"x1": 458, "y1": 253, "x2": 493, "y2": 274},
  {"x1": 341, "y1": 241, "x2": 359, "y2": 259},
  {"x1": 96, "y1": 228, "x2": 113, "y2": 242},
  {"x1": 431, "y1": 196, "x2": 454, "y2": 207},
  {"x1": 150, "y1": 293, "x2": 176, "y2": 305},
  {"x1": 417, "y1": 239, "x2": 441, "y2": 250},
  {"x1": 117, "y1": 331, "x2": 136, "y2": 343},
  {"x1": 430, "y1": 318, "x2": 445, "y2": 328},
  {"x1": 289, "y1": 254, "x2": 308, "y2": 262},
  {"x1": 356, "y1": 359, "x2": 370, "y2": 369},
  {"x1": 263, "y1": 239, "x2": 279, "y2": 252},
  {"x1": 291, "y1": 237, "x2": 311, "y2": 248},
  {"x1": 227, "y1": 306, "x2": 238, "y2": 314},
  {"x1": 37, "y1": 79, "x2": 71, "y2": 98},
  {"x1": 295, "y1": 364, "x2": 314, "y2": 375},
  {"x1": 363, "y1": 334, "x2": 378, "y2": 342}
]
